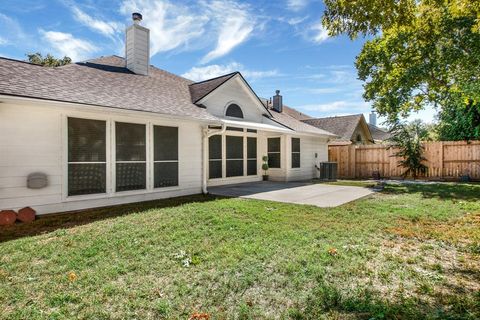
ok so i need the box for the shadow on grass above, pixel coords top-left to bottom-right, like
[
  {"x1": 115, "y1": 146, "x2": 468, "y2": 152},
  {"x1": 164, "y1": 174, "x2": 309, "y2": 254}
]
[
  {"x1": 382, "y1": 182, "x2": 480, "y2": 202},
  {"x1": 0, "y1": 194, "x2": 220, "y2": 243},
  {"x1": 288, "y1": 279, "x2": 480, "y2": 320}
]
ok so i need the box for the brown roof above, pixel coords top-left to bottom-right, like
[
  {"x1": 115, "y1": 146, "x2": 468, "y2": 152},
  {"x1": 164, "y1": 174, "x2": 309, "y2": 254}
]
[
  {"x1": 282, "y1": 105, "x2": 313, "y2": 121},
  {"x1": 368, "y1": 124, "x2": 391, "y2": 141},
  {"x1": 302, "y1": 114, "x2": 367, "y2": 141},
  {"x1": 0, "y1": 55, "x2": 218, "y2": 121},
  {"x1": 0, "y1": 55, "x2": 333, "y2": 137},
  {"x1": 189, "y1": 72, "x2": 237, "y2": 104}
]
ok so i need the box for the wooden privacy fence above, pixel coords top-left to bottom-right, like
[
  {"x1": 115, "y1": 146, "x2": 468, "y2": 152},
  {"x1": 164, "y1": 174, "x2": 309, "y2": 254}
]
[{"x1": 328, "y1": 141, "x2": 480, "y2": 180}]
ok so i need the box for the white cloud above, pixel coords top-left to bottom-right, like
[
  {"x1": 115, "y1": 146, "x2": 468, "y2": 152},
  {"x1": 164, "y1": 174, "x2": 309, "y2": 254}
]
[
  {"x1": 307, "y1": 87, "x2": 342, "y2": 94},
  {"x1": 310, "y1": 20, "x2": 330, "y2": 44},
  {"x1": 182, "y1": 62, "x2": 278, "y2": 82},
  {"x1": 120, "y1": 0, "x2": 208, "y2": 56},
  {"x1": 40, "y1": 30, "x2": 98, "y2": 61},
  {"x1": 72, "y1": 7, "x2": 122, "y2": 37},
  {"x1": 200, "y1": 1, "x2": 255, "y2": 64},
  {"x1": 0, "y1": 13, "x2": 26, "y2": 45},
  {"x1": 287, "y1": 0, "x2": 309, "y2": 11}
]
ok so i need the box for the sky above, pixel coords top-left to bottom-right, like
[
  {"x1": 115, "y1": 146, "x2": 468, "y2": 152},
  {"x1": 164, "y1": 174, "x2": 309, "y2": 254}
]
[{"x1": 0, "y1": 0, "x2": 436, "y2": 125}]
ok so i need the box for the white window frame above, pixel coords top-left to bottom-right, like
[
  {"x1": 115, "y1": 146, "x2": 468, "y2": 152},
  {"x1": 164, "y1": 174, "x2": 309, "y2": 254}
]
[
  {"x1": 267, "y1": 136, "x2": 282, "y2": 169},
  {"x1": 152, "y1": 124, "x2": 179, "y2": 189},
  {"x1": 63, "y1": 114, "x2": 181, "y2": 201},
  {"x1": 291, "y1": 137, "x2": 301, "y2": 169},
  {"x1": 223, "y1": 101, "x2": 244, "y2": 120},
  {"x1": 207, "y1": 128, "x2": 258, "y2": 180}
]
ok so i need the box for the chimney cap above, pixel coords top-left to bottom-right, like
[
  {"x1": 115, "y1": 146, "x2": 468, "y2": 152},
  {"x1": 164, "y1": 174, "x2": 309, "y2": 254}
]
[
  {"x1": 132, "y1": 12, "x2": 143, "y2": 23},
  {"x1": 275, "y1": 90, "x2": 280, "y2": 95}
]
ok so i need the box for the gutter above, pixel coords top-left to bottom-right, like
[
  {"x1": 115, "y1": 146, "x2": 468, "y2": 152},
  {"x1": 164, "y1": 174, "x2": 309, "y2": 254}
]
[{"x1": 202, "y1": 124, "x2": 226, "y2": 194}]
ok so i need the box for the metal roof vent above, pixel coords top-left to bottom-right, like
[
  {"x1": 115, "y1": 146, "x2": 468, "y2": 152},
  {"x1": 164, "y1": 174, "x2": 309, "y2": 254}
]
[{"x1": 132, "y1": 12, "x2": 143, "y2": 24}]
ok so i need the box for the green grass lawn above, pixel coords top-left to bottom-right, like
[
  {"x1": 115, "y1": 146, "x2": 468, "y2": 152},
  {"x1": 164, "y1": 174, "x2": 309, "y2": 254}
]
[{"x1": 1, "y1": 183, "x2": 479, "y2": 319}]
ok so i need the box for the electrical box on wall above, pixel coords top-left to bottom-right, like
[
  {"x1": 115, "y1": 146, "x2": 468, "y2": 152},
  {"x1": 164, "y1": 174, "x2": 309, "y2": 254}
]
[{"x1": 27, "y1": 172, "x2": 48, "y2": 189}]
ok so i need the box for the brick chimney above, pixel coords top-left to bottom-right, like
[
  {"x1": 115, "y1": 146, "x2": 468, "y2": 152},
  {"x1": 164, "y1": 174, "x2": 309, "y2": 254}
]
[
  {"x1": 125, "y1": 13, "x2": 149, "y2": 75},
  {"x1": 272, "y1": 90, "x2": 283, "y2": 113}
]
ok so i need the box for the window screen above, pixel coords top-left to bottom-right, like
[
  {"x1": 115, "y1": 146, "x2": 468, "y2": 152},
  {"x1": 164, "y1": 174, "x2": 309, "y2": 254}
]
[
  {"x1": 292, "y1": 138, "x2": 301, "y2": 168},
  {"x1": 154, "y1": 126, "x2": 178, "y2": 188},
  {"x1": 68, "y1": 117, "x2": 106, "y2": 196},
  {"x1": 226, "y1": 136, "x2": 243, "y2": 177},
  {"x1": 247, "y1": 137, "x2": 257, "y2": 175},
  {"x1": 115, "y1": 122, "x2": 146, "y2": 191},
  {"x1": 225, "y1": 104, "x2": 244, "y2": 118},
  {"x1": 268, "y1": 137, "x2": 281, "y2": 168},
  {"x1": 209, "y1": 135, "x2": 222, "y2": 179}
]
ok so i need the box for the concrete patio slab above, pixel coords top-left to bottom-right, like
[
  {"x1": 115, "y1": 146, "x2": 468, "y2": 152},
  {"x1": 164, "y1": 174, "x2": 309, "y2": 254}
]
[{"x1": 209, "y1": 181, "x2": 373, "y2": 207}]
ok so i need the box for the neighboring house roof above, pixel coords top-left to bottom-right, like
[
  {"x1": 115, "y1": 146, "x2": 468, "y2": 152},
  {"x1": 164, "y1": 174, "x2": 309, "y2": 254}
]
[
  {"x1": 368, "y1": 124, "x2": 391, "y2": 141},
  {"x1": 0, "y1": 55, "x2": 218, "y2": 122},
  {"x1": 302, "y1": 114, "x2": 368, "y2": 142},
  {"x1": 189, "y1": 72, "x2": 237, "y2": 104},
  {"x1": 268, "y1": 109, "x2": 336, "y2": 136}
]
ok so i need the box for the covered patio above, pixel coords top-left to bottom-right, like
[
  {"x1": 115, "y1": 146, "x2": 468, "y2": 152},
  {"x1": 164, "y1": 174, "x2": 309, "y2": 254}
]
[{"x1": 209, "y1": 181, "x2": 373, "y2": 207}]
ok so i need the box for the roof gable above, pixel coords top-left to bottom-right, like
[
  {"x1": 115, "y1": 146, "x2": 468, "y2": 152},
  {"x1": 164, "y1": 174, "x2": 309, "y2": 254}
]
[{"x1": 302, "y1": 114, "x2": 372, "y2": 141}]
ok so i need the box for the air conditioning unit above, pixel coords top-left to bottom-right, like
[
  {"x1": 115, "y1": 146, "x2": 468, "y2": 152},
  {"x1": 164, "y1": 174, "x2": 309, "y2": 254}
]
[{"x1": 318, "y1": 162, "x2": 338, "y2": 181}]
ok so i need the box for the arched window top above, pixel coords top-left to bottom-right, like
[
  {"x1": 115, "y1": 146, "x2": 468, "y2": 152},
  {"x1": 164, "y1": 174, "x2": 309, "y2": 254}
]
[
  {"x1": 225, "y1": 104, "x2": 244, "y2": 119},
  {"x1": 356, "y1": 134, "x2": 362, "y2": 142}
]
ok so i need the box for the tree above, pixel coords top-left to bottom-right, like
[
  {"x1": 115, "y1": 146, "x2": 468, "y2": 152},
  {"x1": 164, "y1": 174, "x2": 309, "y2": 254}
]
[
  {"x1": 437, "y1": 98, "x2": 480, "y2": 140},
  {"x1": 388, "y1": 120, "x2": 429, "y2": 179},
  {"x1": 323, "y1": 1, "x2": 480, "y2": 123},
  {"x1": 26, "y1": 52, "x2": 72, "y2": 67}
]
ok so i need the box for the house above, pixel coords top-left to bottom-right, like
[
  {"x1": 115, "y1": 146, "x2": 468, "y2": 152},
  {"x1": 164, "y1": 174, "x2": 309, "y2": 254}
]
[
  {"x1": 302, "y1": 114, "x2": 375, "y2": 145},
  {"x1": 0, "y1": 13, "x2": 336, "y2": 215}
]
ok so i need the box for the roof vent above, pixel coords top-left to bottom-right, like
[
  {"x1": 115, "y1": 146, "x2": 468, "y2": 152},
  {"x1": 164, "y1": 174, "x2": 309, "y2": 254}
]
[
  {"x1": 132, "y1": 12, "x2": 143, "y2": 24},
  {"x1": 272, "y1": 90, "x2": 283, "y2": 113},
  {"x1": 125, "y1": 12, "x2": 149, "y2": 75}
]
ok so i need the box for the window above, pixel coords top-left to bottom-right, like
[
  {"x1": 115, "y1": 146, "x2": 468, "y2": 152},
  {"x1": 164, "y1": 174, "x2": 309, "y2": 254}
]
[
  {"x1": 225, "y1": 104, "x2": 243, "y2": 118},
  {"x1": 154, "y1": 126, "x2": 178, "y2": 188},
  {"x1": 356, "y1": 134, "x2": 362, "y2": 143},
  {"x1": 68, "y1": 117, "x2": 106, "y2": 196},
  {"x1": 247, "y1": 137, "x2": 257, "y2": 175},
  {"x1": 226, "y1": 136, "x2": 244, "y2": 177},
  {"x1": 209, "y1": 135, "x2": 222, "y2": 179},
  {"x1": 115, "y1": 122, "x2": 146, "y2": 192},
  {"x1": 268, "y1": 137, "x2": 281, "y2": 168},
  {"x1": 291, "y1": 138, "x2": 300, "y2": 168}
]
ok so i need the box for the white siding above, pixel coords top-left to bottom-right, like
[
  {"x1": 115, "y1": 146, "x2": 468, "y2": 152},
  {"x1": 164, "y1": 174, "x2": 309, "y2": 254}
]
[
  {"x1": 286, "y1": 135, "x2": 329, "y2": 181},
  {"x1": 201, "y1": 76, "x2": 265, "y2": 122},
  {"x1": 0, "y1": 101, "x2": 203, "y2": 215},
  {"x1": 126, "y1": 24, "x2": 149, "y2": 75}
]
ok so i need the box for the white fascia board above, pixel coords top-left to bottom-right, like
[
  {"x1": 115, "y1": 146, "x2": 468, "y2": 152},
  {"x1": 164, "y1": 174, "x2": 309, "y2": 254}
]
[{"x1": 0, "y1": 94, "x2": 222, "y2": 125}]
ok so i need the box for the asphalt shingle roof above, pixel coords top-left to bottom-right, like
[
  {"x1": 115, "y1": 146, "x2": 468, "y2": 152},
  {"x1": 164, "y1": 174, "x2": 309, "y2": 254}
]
[
  {"x1": 0, "y1": 55, "x2": 218, "y2": 121},
  {"x1": 302, "y1": 114, "x2": 365, "y2": 141},
  {"x1": 189, "y1": 72, "x2": 237, "y2": 104},
  {"x1": 0, "y1": 55, "x2": 335, "y2": 137},
  {"x1": 368, "y1": 124, "x2": 391, "y2": 141}
]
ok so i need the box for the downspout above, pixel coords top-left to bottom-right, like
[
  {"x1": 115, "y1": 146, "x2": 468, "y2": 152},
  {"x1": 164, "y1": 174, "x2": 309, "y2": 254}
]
[{"x1": 202, "y1": 124, "x2": 226, "y2": 194}]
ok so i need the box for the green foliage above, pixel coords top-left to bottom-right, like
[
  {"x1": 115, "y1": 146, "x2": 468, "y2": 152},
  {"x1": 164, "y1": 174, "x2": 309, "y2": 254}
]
[
  {"x1": 323, "y1": 1, "x2": 480, "y2": 124},
  {"x1": 388, "y1": 120, "x2": 429, "y2": 179},
  {"x1": 26, "y1": 52, "x2": 72, "y2": 67},
  {"x1": 1, "y1": 184, "x2": 479, "y2": 319},
  {"x1": 261, "y1": 155, "x2": 269, "y2": 174},
  {"x1": 437, "y1": 98, "x2": 480, "y2": 140}
]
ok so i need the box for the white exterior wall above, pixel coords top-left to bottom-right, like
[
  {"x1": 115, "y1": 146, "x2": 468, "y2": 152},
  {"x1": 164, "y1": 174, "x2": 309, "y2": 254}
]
[
  {"x1": 125, "y1": 24, "x2": 150, "y2": 76},
  {"x1": 0, "y1": 100, "x2": 204, "y2": 215},
  {"x1": 200, "y1": 77, "x2": 265, "y2": 122},
  {"x1": 285, "y1": 135, "x2": 329, "y2": 181}
]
